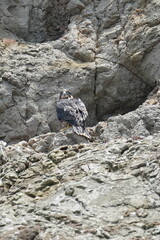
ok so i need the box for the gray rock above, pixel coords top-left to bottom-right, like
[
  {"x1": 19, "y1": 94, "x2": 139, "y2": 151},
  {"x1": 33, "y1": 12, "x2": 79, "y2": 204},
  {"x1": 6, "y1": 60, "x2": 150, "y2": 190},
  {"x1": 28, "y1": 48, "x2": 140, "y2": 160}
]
[
  {"x1": 0, "y1": 0, "x2": 160, "y2": 143},
  {"x1": 0, "y1": 130, "x2": 160, "y2": 239},
  {"x1": 0, "y1": 2, "x2": 160, "y2": 238},
  {"x1": 98, "y1": 104, "x2": 160, "y2": 141},
  {"x1": 0, "y1": 141, "x2": 7, "y2": 164}
]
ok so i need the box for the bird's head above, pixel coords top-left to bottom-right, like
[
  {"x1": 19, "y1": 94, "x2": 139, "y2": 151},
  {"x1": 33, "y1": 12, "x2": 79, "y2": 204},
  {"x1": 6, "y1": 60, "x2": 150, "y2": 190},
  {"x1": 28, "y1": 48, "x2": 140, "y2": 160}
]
[{"x1": 59, "y1": 90, "x2": 73, "y2": 99}]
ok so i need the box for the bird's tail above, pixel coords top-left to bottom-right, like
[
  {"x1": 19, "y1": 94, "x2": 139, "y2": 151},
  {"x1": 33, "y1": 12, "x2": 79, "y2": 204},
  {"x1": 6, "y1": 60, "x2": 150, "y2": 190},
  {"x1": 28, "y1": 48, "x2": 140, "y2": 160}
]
[{"x1": 72, "y1": 125, "x2": 91, "y2": 139}]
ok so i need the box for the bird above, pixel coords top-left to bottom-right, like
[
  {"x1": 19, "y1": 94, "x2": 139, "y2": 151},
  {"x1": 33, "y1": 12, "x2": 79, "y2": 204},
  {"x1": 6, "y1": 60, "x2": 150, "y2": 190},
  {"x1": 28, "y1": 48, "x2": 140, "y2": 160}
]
[{"x1": 56, "y1": 90, "x2": 91, "y2": 139}]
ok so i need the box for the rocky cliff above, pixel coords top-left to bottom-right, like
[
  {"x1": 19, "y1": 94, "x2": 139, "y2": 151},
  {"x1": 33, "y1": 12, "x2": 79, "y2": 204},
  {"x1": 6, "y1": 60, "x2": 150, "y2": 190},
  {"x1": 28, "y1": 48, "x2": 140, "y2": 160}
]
[
  {"x1": 0, "y1": 98, "x2": 160, "y2": 240},
  {"x1": 0, "y1": 0, "x2": 160, "y2": 239},
  {"x1": 1, "y1": 0, "x2": 160, "y2": 143}
]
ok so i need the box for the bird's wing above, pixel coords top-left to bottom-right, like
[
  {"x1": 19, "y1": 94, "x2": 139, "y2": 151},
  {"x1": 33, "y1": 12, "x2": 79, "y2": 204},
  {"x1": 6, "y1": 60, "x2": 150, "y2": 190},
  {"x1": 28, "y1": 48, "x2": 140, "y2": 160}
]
[
  {"x1": 56, "y1": 98, "x2": 88, "y2": 126},
  {"x1": 74, "y1": 98, "x2": 88, "y2": 120},
  {"x1": 56, "y1": 99, "x2": 80, "y2": 125}
]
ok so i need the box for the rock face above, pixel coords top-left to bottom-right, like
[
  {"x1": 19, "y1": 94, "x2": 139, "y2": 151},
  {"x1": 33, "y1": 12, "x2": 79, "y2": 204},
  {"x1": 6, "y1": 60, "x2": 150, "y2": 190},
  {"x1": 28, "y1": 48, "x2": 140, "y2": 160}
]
[
  {"x1": 0, "y1": 0, "x2": 70, "y2": 43},
  {"x1": 0, "y1": 0, "x2": 160, "y2": 143},
  {"x1": 0, "y1": 2, "x2": 160, "y2": 239},
  {"x1": 98, "y1": 104, "x2": 160, "y2": 142},
  {"x1": 0, "y1": 104, "x2": 160, "y2": 239}
]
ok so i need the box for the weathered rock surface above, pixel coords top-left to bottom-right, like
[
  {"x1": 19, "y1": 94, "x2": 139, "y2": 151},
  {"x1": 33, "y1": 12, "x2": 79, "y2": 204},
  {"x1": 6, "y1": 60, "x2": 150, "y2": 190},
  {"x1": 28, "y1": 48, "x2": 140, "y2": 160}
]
[
  {"x1": 0, "y1": 41, "x2": 96, "y2": 142},
  {"x1": 0, "y1": 0, "x2": 160, "y2": 143},
  {"x1": 0, "y1": 116, "x2": 160, "y2": 240},
  {"x1": 0, "y1": 2, "x2": 160, "y2": 238},
  {"x1": 97, "y1": 100, "x2": 160, "y2": 142}
]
